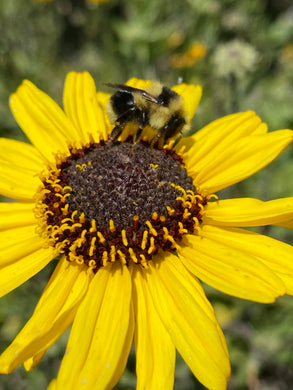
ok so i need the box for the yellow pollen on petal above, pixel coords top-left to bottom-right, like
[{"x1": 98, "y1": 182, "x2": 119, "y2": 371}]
[
  {"x1": 121, "y1": 230, "x2": 128, "y2": 246},
  {"x1": 53, "y1": 202, "x2": 59, "y2": 208},
  {"x1": 141, "y1": 230, "x2": 148, "y2": 250},
  {"x1": 146, "y1": 221, "x2": 158, "y2": 236},
  {"x1": 160, "y1": 216, "x2": 166, "y2": 223}
]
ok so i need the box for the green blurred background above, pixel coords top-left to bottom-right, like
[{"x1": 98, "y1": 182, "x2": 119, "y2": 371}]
[{"x1": 0, "y1": 0, "x2": 293, "y2": 389}]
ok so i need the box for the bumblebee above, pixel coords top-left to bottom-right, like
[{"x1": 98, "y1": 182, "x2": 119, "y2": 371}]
[{"x1": 105, "y1": 81, "x2": 189, "y2": 147}]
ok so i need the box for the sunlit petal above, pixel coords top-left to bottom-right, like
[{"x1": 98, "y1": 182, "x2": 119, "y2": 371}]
[
  {"x1": 145, "y1": 252, "x2": 230, "y2": 390},
  {"x1": 178, "y1": 231, "x2": 285, "y2": 302},
  {"x1": 55, "y1": 262, "x2": 134, "y2": 390},
  {"x1": 0, "y1": 258, "x2": 91, "y2": 373},
  {"x1": 132, "y1": 265, "x2": 175, "y2": 390},
  {"x1": 205, "y1": 197, "x2": 293, "y2": 226}
]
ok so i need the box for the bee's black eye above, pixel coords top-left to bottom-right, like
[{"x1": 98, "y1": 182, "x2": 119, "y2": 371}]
[{"x1": 111, "y1": 91, "x2": 134, "y2": 115}]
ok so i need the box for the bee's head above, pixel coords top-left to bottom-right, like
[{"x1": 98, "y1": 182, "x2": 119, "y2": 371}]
[{"x1": 110, "y1": 91, "x2": 135, "y2": 116}]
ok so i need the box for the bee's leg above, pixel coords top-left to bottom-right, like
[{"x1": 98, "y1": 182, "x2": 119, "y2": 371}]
[
  {"x1": 110, "y1": 122, "x2": 126, "y2": 141},
  {"x1": 149, "y1": 132, "x2": 162, "y2": 148},
  {"x1": 134, "y1": 110, "x2": 148, "y2": 143},
  {"x1": 134, "y1": 127, "x2": 143, "y2": 143},
  {"x1": 110, "y1": 107, "x2": 138, "y2": 141}
]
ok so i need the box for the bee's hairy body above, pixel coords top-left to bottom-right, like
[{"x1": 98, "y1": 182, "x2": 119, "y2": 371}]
[{"x1": 105, "y1": 81, "x2": 189, "y2": 147}]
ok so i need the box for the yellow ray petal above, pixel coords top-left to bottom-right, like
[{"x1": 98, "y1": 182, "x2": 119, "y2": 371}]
[
  {"x1": 47, "y1": 379, "x2": 56, "y2": 390},
  {"x1": 0, "y1": 225, "x2": 47, "y2": 268},
  {"x1": 55, "y1": 262, "x2": 134, "y2": 390},
  {"x1": 63, "y1": 72, "x2": 109, "y2": 144},
  {"x1": 205, "y1": 197, "x2": 293, "y2": 227},
  {"x1": 126, "y1": 77, "x2": 151, "y2": 89},
  {"x1": 9, "y1": 81, "x2": 72, "y2": 162},
  {"x1": 195, "y1": 111, "x2": 266, "y2": 143},
  {"x1": 0, "y1": 246, "x2": 55, "y2": 298},
  {"x1": 96, "y1": 91, "x2": 112, "y2": 131},
  {"x1": 0, "y1": 160, "x2": 42, "y2": 201},
  {"x1": 0, "y1": 138, "x2": 45, "y2": 173},
  {"x1": 172, "y1": 83, "x2": 202, "y2": 122},
  {"x1": 277, "y1": 219, "x2": 293, "y2": 229},
  {"x1": 178, "y1": 232, "x2": 285, "y2": 302},
  {"x1": 0, "y1": 202, "x2": 36, "y2": 230},
  {"x1": 96, "y1": 91, "x2": 111, "y2": 110},
  {"x1": 145, "y1": 252, "x2": 230, "y2": 390},
  {"x1": 132, "y1": 265, "x2": 175, "y2": 390},
  {"x1": 192, "y1": 130, "x2": 293, "y2": 193},
  {"x1": 0, "y1": 258, "x2": 92, "y2": 373},
  {"x1": 184, "y1": 111, "x2": 266, "y2": 170},
  {"x1": 24, "y1": 350, "x2": 46, "y2": 372},
  {"x1": 200, "y1": 225, "x2": 293, "y2": 295}
]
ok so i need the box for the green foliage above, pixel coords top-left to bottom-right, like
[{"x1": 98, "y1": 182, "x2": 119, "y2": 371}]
[{"x1": 0, "y1": 0, "x2": 293, "y2": 389}]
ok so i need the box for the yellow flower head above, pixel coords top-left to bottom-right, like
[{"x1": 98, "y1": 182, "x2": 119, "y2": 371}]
[
  {"x1": 170, "y1": 41, "x2": 207, "y2": 69},
  {"x1": 0, "y1": 72, "x2": 293, "y2": 390}
]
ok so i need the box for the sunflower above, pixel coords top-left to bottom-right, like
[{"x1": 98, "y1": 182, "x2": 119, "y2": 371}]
[{"x1": 1, "y1": 72, "x2": 293, "y2": 390}]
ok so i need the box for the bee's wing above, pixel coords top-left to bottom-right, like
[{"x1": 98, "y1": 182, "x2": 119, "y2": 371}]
[{"x1": 104, "y1": 83, "x2": 159, "y2": 104}]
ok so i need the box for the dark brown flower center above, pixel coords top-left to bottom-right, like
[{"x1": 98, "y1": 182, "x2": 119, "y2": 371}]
[{"x1": 36, "y1": 140, "x2": 207, "y2": 271}]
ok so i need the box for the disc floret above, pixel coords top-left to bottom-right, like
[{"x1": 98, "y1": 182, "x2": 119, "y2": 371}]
[{"x1": 35, "y1": 140, "x2": 208, "y2": 271}]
